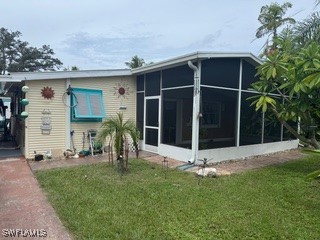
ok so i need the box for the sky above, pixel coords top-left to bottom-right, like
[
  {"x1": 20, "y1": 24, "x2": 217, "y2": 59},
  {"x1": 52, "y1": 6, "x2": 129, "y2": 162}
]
[{"x1": 1, "y1": 0, "x2": 317, "y2": 70}]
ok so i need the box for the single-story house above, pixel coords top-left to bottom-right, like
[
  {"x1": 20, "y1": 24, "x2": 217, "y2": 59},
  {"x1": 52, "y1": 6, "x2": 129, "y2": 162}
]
[{"x1": 0, "y1": 52, "x2": 298, "y2": 163}]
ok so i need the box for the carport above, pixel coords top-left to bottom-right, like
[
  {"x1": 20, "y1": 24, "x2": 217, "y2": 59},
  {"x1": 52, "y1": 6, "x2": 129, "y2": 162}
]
[{"x1": 0, "y1": 75, "x2": 24, "y2": 158}]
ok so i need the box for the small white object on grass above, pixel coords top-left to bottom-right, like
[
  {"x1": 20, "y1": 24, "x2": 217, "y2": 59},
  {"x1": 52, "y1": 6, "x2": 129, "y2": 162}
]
[{"x1": 196, "y1": 167, "x2": 217, "y2": 177}]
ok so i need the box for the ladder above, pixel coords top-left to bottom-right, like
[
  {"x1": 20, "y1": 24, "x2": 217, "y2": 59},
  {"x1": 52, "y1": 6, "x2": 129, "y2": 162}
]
[{"x1": 88, "y1": 129, "x2": 97, "y2": 156}]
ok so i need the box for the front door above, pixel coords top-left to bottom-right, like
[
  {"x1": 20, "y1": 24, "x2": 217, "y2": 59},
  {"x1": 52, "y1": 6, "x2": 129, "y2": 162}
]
[{"x1": 144, "y1": 97, "x2": 160, "y2": 153}]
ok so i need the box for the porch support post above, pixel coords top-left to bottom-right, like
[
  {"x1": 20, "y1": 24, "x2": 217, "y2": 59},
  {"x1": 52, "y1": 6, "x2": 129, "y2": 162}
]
[
  {"x1": 261, "y1": 111, "x2": 265, "y2": 144},
  {"x1": 65, "y1": 78, "x2": 71, "y2": 149},
  {"x1": 236, "y1": 59, "x2": 243, "y2": 147},
  {"x1": 188, "y1": 60, "x2": 201, "y2": 164}
]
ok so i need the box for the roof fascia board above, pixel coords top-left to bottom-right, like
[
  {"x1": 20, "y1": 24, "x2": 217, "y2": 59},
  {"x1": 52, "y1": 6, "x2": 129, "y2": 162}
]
[
  {"x1": 132, "y1": 52, "x2": 262, "y2": 74},
  {"x1": 131, "y1": 52, "x2": 200, "y2": 74},
  {"x1": 4, "y1": 69, "x2": 132, "y2": 82},
  {"x1": 0, "y1": 75, "x2": 21, "y2": 83}
]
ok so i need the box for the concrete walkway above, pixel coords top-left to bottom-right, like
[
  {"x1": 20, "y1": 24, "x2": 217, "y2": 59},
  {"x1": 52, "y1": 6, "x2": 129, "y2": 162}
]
[
  {"x1": 189, "y1": 149, "x2": 305, "y2": 175},
  {"x1": 0, "y1": 157, "x2": 72, "y2": 239},
  {"x1": 141, "y1": 149, "x2": 305, "y2": 175},
  {"x1": 213, "y1": 149, "x2": 305, "y2": 175}
]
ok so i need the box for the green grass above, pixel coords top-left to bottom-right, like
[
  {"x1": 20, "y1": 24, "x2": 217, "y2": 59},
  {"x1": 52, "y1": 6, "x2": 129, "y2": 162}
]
[{"x1": 36, "y1": 155, "x2": 320, "y2": 240}]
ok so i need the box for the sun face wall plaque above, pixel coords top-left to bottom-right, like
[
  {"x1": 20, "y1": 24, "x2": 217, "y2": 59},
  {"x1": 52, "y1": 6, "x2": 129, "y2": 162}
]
[
  {"x1": 113, "y1": 82, "x2": 130, "y2": 99},
  {"x1": 41, "y1": 86, "x2": 55, "y2": 100}
]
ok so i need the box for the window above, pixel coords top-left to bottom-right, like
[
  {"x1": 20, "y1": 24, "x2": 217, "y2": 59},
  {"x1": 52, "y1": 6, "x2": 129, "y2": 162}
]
[
  {"x1": 71, "y1": 88, "x2": 106, "y2": 122},
  {"x1": 201, "y1": 101, "x2": 221, "y2": 127}
]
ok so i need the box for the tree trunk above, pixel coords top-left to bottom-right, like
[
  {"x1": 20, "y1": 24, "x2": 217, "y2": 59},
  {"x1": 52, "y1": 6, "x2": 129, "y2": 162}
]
[
  {"x1": 1, "y1": 47, "x2": 6, "y2": 75},
  {"x1": 125, "y1": 140, "x2": 128, "y2": 171},
  {"x1": 271, "y1": 107, "x2": 320, "y2": 149},
  {"x1": 135, "y1": 144, "x2": 139, "y2": 159},
  {"x1": 111, "y1": 145, "x2": 113, "y2": 165},
  {"x1": 309, "y1": 127, "x2": 320, "y2": 149},
  {"x1": 117, "y1": 137, "x2": 125, "y2": 175}
]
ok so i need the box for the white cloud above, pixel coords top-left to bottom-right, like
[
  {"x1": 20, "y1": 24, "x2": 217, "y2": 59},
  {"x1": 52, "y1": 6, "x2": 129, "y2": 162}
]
[{"x1": 0, "y1": 0, "x2": 317, "y2": 69}]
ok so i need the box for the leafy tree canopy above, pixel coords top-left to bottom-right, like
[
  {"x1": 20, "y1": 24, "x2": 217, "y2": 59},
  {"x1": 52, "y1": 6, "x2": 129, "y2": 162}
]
[
  {"x1": 256, "y1": 2, "x2": 295, "y2": 55},
  {"x1": 252, "y1": 2, "x2": 320, "y2": 150},
  {"x1": 251, "y1": 42, "x2": 320, "y2": 149},
  {"x1": 0, "y1": 27, "x2": 62, "y2": 74},
  {"x1": 292, "y1": 12, "x2": 320, "y2": 47},
  {"x1": 64, "y1": 65, "x2": 80, "y2": 71},
  {"x1": 256, "y1": 2, "x2": 295, "y2": 39}
]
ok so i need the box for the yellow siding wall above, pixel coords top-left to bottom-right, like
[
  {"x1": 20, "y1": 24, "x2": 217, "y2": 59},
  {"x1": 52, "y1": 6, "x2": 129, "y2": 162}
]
[
  {"x1": 24, "y1": 76, "x2": 136, "y2": 158},
  {"x1": 70, "y1": 76, "x2": 136, "y2": 151},
  {"x1": 25, "y1": 79, "x2": 66, "y2": 158}
]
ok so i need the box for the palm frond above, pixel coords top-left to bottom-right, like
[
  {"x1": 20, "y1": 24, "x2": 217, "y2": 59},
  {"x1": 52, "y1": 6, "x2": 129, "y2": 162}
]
[
  {"x1": 293, "y1": 12, "x2": 320, "y2": 46},
  {"x1": 97, "y1": 112, "x2": 139, "y2": 160}
]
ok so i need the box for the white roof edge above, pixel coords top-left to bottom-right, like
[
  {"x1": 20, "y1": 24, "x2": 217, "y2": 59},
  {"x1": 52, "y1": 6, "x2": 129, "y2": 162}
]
[
  {"x1": 0, "y1": 75, "x2": 21, "y2": 82},
  {"x1": 132, "y1": 51, "x2": 262, "y2": 74},
  {"x1": 2, "y1": 69, "x2": 132, "y2": 82},
  {"x1": 0, "y1": 52, "x2": 262, "y2": 81}
]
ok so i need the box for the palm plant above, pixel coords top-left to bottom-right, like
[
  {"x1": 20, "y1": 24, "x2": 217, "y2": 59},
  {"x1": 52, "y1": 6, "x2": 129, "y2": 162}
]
[
  {"x1": 97, "y1": 112, "x2": 140, "y2": 174},
  {"x1": 293, "y1": 12, "x2": 320, "y2": 47},
  {"x1": 125, "y1": 55, "x2": 145, "y2": 69},
  {"x1": 256, "y1": 2, "x2": 295, "y2": 52}
]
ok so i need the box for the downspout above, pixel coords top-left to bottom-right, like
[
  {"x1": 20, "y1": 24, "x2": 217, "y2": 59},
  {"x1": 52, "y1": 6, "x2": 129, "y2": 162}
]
[
  {"x1": 65, "y1": 78, "x2": 71, "y2": 149},
  {"x1": 188, "y1": 60, "x2": 200, "y2": 164}
]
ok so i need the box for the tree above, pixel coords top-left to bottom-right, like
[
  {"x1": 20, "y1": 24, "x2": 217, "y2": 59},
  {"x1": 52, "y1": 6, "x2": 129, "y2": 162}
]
[
  {"x1": 97, "y1": 112, "x2": 140, "y2": 174},
  {"x1": 0, "y1": 27, "x2": 62, "y2": 74},
  {"x1": 293, "y1": 12, "x2": 320, "y2": 47},
  {"x1": 256, "y1": 2, "x2": 295, "y2": 52},
  {"x1": 125, "y1": 55, "x2": 145, "y2": 69},
  {"x1": 267, "y1": 5, "x2": 320, "y2": 58},
  {"x1": 64, "y1": 66, "x2": 80, "y2": 71},
  {"x1": 250, "y1": 42, "x2": 320, "y2": 149}
]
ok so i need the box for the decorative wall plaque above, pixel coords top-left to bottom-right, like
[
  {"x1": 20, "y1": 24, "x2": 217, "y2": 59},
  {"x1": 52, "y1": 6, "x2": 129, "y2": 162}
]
[
  {"x1": 40, "y1": 109, "x2": 52, "y2": 134},
  {"x1": 41, "y1": 86, "x2": 55, "y2": 99},
  {"x1": 113, "y1": 81, "x2": 130, "y2": 99}
]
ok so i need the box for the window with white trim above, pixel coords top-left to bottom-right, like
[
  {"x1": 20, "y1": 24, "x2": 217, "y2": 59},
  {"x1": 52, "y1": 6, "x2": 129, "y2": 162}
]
[
  {"x1": 71, "y1": 88, "x2": 106, "y2": 122},
  {"x1": 201, "y1": 101, "x2": 221, "y2": 127}
]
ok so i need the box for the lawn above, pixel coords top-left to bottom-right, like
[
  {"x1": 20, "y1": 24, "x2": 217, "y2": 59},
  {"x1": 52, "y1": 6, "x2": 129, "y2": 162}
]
[{"x1": 36, "y1": 154, "x2": 320, "y2": 240}]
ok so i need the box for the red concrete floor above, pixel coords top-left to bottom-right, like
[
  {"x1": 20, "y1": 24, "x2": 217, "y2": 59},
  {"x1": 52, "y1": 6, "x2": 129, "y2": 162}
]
[{"x1": 0, "y1": 157, "x2": 72, "y2": 239}]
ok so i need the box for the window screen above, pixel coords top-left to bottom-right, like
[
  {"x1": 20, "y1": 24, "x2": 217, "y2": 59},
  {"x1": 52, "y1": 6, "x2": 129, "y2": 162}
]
[
  {"x1": 201, "y1": 58, "x2": 240, "y2": 89},
  {"x1": 136, "y1": 93, "x2": 144, "y2": 139},
  {"x1": 240, "y1": 92, "x2": 263, "y2": 145},
  {"x1": 199, "y1": 87, "x2": 237, "y2": 149},
  {"x1": 137, "y1": 75, "x2": 145, "y2": 92},
  {"x1": 162, "y1": 64, "x2": 194, "y2": 88},
  {"x1": 241, "y1": 60, "x2": 259, "y2": 90},
  {"x1": 145, "y1": 71, "x2": 160, "y2": 96}
]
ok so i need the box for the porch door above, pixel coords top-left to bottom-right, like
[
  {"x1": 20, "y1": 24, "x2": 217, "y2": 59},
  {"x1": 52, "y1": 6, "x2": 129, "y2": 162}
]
[{"x1": 144, "y1": 97, "x2": 160, "y2": 153}]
